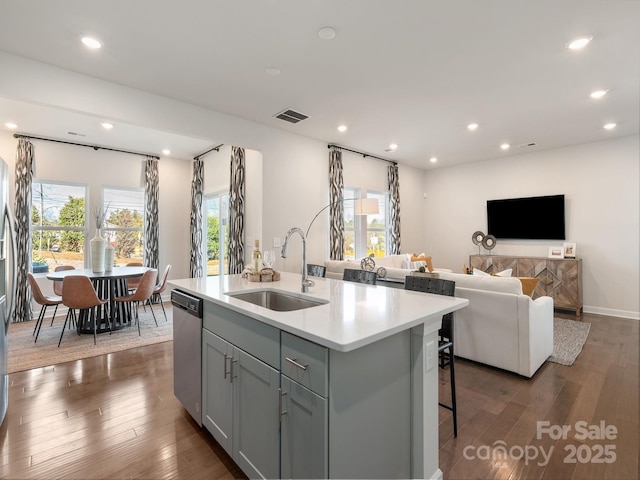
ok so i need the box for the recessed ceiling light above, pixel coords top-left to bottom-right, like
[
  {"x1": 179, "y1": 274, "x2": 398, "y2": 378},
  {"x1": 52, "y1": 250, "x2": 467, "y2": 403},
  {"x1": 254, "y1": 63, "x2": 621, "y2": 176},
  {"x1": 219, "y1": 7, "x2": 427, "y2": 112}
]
[
  {"x1": 389, "y1": 143, "x2": 398, "y2": 150},
  {"x1": 4, "y1": 122, "x2": 18, "y2": 129},
  {"x1": 500, "y1": 143, "x2": 510, "y2": 150},
  {"x1": 603, "y1": 123, "x2": 617, "y2": 130},
  {"x1": 318, "y1": 26, "x2": 336, "y2": 40},
  {"x1": 265, "y1": 67, "x2": 281, "y2": 76},
  {"x1": 567, "y1": 35, "x2": 593, "y2": 50},
  {"x1": 590, "y1": 89, "x2": 609, "y2": 99},
  {"x1": 100, "y1": 122, "x2": 114, "y2": 130},
  {"x1": 337, "y1": 125, "x2": 348, "y2": 133},
  {"x1": 430, "y1": 157, "x2": 438, "y2": 163},
  {"x1": 81, "y1": 36, "x2": 102, "y2": 49},
  {"x1": 467, "y1": 123, "x2": 479, "y2": 131},
  {"x1": 162, "y1": 149, "x2": 171, "y2": 155}
]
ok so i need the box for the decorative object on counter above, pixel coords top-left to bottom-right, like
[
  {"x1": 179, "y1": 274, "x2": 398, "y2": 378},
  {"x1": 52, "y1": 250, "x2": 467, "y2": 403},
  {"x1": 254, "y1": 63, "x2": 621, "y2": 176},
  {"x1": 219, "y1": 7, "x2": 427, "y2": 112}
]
[
  {"x1": 548, "y1": 246, "x2": 564, "y2": 259},
  {"x1": 262, "y1": 249, "x2": 275, "y2": 269},
  {"x1": 410, "y1": 270, "x2": 439, "y2": 278},
  {"x1": 481, "y1": 234, "x2": 497, "y2": 251},
  {"x1": 563, "y1": 242, "x2": 576, "y2": 258},
  {"x1": 471, "y1": 230, "x2": 497, "y2": 254},
  {"x1": 253, "y1": 239, "x2": 262, "y2": 273},
  {"x1": 361, "y1": 254, "x2": 375, "y2": 271},
  {"x1": 376, "y1": 266, "x2": 387, "y2": 278},
  {"x1": 246, "y1": 268, "x2": 281, "y2": 282}
]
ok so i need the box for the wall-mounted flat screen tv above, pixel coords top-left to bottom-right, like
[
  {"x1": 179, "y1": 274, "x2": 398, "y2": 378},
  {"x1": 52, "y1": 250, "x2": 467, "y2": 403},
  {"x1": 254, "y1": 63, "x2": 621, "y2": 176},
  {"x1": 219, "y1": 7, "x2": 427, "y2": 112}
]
[{"x1": 487, "y1": 194, "x2": 565, "y2": 240}]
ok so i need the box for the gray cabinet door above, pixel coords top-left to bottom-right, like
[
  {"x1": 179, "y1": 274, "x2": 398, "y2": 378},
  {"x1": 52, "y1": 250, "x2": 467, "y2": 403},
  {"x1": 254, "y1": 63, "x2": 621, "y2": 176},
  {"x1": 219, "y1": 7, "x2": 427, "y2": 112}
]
[
  {"x1": 233, "y1": 348, "x2": 280, "y2": 479},
  {"x1": 202, "y1": 329, "x2": 233, "y2": 452},
  {"x1": 280, "y1": 375, "x2": 328, "y2": 480}
]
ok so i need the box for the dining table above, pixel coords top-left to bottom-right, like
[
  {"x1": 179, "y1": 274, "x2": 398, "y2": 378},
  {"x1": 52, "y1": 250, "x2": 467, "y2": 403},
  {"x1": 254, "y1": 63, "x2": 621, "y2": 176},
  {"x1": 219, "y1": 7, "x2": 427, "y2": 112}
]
[{"x1": 46, "y1": 266, "x2": 152, "y2": 334}]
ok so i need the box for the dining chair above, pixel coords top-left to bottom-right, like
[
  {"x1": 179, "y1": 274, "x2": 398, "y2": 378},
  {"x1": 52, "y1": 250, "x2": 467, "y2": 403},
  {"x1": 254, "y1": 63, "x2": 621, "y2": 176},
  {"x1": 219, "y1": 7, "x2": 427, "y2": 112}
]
[
  {"x1": 51, "y1": 265, "x2": 75, "y2": 325},
  {"x1": 27, "y1": 272, "x2": 63, "y2": 343},
  {"x1": 307, "y1": 263, "x2": 326, "y2": 278},
  {"x1": 59, "y1": 275, "x2": 108, "y2": 347},
  {"x1": 342, "y1": 268, "x2": 377, "y2": 285},
  {"x1": 126, "y1": 262, "x2": 143, "y2": 292},
  {"x1": 404, "y1": 275, "x2": 458, "y2": 437},
  {"x1": 114, "y1": 269, "x2": 158, "y2": 335},
  {"x1": 150, "y1": 264, "x2": 171, "y2": 321}
]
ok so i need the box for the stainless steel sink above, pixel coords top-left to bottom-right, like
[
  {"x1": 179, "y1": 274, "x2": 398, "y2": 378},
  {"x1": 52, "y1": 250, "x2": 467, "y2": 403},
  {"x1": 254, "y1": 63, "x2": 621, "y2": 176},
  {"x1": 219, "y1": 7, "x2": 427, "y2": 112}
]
[{"x1": 227, "y1": 290, "x2": 327, "y2": 312}]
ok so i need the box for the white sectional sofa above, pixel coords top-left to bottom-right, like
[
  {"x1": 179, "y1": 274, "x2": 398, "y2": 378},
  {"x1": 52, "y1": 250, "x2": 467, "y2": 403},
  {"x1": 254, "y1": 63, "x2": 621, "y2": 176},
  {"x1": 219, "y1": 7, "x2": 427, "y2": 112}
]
[{"x1": 436, "y1": 272, "x2": 554, "y2": 378}]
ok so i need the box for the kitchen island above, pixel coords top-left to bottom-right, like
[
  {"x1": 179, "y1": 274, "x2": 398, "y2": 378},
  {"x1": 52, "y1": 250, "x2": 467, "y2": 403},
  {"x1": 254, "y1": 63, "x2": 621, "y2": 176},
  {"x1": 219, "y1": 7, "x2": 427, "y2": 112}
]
[{"x1": 169, "y1": 272, "x2": 468, "y2": 479}]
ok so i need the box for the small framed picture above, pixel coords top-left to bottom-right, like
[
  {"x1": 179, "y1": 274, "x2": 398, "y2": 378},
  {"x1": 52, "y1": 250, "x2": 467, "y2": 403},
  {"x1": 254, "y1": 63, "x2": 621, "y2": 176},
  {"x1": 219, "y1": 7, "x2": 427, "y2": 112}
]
[
  {"x1": 548, "y1": 246, "x2": 565, "y2": 259},
  {"x1": 563, "y1": 242, "x2": 576, "y2": 258}
]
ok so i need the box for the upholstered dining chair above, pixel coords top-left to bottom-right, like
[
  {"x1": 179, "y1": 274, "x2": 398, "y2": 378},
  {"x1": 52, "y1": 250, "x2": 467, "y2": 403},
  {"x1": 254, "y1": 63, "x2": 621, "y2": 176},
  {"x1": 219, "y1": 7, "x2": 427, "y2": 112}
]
[
  {"x1": 59, "y1": 275, "x2": 108, "y2": 347},
  {"x1": 306, "y1": 263, "x2": 327, "y2": 278},
  {"x1": 114, "y1": 269, "x2": 158, "y2": 335},
  {"x1": 51, "y1": 265, "x2": 75, "y2": 325},
  {"x1": 404, "y1": 275, "x2": 458, "y2": 437},
  {"x1": 27, "y1": 272, "x2": 63, "y2": 343},
  {"x1": 126, "y1": 261, "x2": 143, "y2": 292},
  {"x1": 343, "y1": 268, "x2": 377, "y2": 285},
  {"x1": 150, "y1": 264, "x2": 172, "y2": 321}
]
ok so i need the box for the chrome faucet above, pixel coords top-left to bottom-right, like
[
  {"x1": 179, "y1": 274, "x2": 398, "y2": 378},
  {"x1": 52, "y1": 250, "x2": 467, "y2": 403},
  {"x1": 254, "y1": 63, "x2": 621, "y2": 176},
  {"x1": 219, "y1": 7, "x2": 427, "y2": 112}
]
[{"x1": 281, "y1": 227, "x2": 314, "y2": 293}]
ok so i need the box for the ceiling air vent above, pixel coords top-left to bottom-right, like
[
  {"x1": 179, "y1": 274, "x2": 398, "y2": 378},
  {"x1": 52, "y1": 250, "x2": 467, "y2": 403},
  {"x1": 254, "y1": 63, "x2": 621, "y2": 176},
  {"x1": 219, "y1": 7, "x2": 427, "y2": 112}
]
[{"x1": 274, "y1": 109, "x2": 309, "y2": 124}]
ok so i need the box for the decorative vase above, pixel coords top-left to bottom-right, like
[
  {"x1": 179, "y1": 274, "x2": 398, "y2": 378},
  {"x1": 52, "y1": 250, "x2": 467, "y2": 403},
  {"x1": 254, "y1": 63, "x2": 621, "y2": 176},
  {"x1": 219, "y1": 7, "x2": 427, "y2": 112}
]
[
  {"x1": 104, "y1": 245, "x2": 115, "y2": 272},
  {"x1": 90, "y1": 229, "x2": 106, "y2": 273}
]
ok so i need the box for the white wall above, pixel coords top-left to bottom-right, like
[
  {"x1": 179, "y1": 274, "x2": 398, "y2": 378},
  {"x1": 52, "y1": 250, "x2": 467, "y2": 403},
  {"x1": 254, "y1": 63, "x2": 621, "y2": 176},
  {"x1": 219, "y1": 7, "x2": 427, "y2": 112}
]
[{"x1": 423, "y1": 135, "x2": 640, "y2": 319}]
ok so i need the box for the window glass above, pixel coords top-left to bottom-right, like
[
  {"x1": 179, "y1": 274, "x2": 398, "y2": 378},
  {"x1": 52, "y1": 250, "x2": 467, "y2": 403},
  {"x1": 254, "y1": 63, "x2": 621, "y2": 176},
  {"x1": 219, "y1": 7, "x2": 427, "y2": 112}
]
[
  {"x1": 31, "y1": 182, "x2": 87, "y2": 271},
  {"x1": 343, "y1": 188, "x2": 357, "y2": 260},
  {"x1": 205, "y1": 193, "x2": 230, "y2": 276},
  {"x1": 366, "y1": 192, "x2": 387, "y2": 258},
  {"x1": 342, "y1": 188, "x2": 388, "y2": 259},
  {"x1": 102, "y1": 187, "x2": 144, "y2": 265}
]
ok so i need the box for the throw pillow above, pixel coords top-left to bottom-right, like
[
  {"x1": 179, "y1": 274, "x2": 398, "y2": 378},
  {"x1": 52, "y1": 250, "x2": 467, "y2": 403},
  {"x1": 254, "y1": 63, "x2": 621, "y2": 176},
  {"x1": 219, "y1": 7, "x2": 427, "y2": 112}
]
[
  {"x1": 517, "y1": 277, "x2": 540, "y2": 297},
  {"x1": 473, "y1": 268, "x2": 512, "y2": 277},
  {"x1": 411, "y1": 253, "x2": 433, "y2": 272},
  {"x1": 402, "y1": 260, "x2": 427, "y2": 270},
  {"x1": 472, "y1": 268, "x2": 490, "y2": 276}
]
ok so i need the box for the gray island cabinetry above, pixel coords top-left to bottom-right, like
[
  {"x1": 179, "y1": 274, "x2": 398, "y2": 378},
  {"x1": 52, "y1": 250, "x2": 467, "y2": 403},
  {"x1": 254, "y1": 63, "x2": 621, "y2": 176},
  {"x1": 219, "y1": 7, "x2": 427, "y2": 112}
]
[{"x1": 169, "y1": 272, "x2": 468, "y2": 480}]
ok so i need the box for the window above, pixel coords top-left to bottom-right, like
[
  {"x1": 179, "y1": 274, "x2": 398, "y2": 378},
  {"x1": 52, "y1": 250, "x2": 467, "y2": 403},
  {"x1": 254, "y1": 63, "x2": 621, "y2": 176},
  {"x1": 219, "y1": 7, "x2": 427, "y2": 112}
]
[
  {"x1": 31, "y1": 181, "x2": 87, "y2": 271},
  {"x1": 342, "y1": 188, "x2": 388, "y2": 260},
  {"x1": 102, "y1": 187, "x2": 144, "y2": 265},
  {"x1": 204, "y1": 192, "x2": 229, "y2": 276}
]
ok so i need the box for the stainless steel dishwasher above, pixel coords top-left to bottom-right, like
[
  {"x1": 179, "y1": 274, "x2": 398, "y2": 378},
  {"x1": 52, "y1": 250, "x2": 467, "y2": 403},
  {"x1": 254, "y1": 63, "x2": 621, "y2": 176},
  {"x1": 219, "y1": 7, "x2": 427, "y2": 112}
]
[{"x1": 171, "y1": 289, "x2": 203, "y2": 425}]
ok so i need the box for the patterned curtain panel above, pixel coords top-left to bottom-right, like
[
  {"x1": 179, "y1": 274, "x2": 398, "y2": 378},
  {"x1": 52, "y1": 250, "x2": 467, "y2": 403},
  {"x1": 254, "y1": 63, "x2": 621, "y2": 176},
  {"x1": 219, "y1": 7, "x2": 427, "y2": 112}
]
[
  {"x1": 143, "y1": 156, "x2": 159, "y2": 270},
  {"x1": 329, "y1": 148, "x2": 345, "y2": 260},
  {"x1": 228, "y1": 147, "x2": 246, "y2": 274},
  {"x1": 13, "y1": 138, "x2": 34, "y2": 322},
  {"x1": 189, "y1": 158, "x2": 204, "y2": 277},
  {"x1": 388, "y1": 164, "x2": 401, "y2": 254}
]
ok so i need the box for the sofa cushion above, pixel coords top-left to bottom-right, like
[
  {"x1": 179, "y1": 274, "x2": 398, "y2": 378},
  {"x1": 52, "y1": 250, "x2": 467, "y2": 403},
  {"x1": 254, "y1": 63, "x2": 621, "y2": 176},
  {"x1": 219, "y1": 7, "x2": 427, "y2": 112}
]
[
  {"x1": 438, "y1": 271, "x2": 523, "y2": 295},
  {"x1": 401, "y1": 260, "x2": 427, "y2": 270},
  {"x1": 374, "y1": 254, "x2": 410, "y2": 269}
]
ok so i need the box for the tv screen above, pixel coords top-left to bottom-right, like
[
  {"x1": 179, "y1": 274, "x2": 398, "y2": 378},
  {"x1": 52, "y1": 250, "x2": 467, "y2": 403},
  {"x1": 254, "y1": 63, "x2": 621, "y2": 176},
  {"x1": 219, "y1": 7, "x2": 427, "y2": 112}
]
[{"x1": 487, "y1": 194, "x2": 565, "y2": 240}]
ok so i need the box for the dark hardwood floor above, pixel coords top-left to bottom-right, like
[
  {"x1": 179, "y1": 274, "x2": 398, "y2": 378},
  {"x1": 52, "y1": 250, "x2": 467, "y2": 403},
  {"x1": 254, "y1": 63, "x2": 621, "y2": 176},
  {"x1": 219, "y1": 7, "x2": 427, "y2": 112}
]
[{"x1": 0, "y1": 312, "x2": 637, "y2": 479}]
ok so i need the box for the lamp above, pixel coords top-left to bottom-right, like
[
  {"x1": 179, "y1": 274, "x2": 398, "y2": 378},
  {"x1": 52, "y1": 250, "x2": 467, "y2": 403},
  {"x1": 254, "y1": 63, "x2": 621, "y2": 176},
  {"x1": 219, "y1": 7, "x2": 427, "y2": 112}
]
[{"x1": 305, "y1": 197, "x2": 379, "y2": 236}]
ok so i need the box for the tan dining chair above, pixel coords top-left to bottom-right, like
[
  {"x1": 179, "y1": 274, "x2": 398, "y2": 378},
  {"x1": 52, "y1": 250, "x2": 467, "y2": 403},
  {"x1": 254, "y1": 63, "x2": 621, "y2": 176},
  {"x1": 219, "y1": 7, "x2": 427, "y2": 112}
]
[
  {"x1": 126, "y1": 262, "x2": 143, "y2": 292},
  {"x1": 51, "y1": 265, "x2": 75, "y2": 325},
  {"x1": 114, "y1": 269, "x2": 158, "y2": 335},
  {"x1": 28, "y1": 272, "x2": 63, "y2": 343},
  {"x1": 150, "y1": 264, "x2": 171, "y2": 321},
  {"x1": 59, "y1": 275, "x2": 108, "y2": 347}
]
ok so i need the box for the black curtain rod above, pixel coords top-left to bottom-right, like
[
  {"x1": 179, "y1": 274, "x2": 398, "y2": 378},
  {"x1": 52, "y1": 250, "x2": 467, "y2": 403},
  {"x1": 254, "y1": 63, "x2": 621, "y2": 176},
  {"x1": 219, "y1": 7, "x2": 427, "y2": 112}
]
[
  {"x1": 328, "y1": 144, "x2": 397, "y2": 165},
  {"x1": 13, "y1": 133, "x2": 160, "y2": 160},
  {"x1": 194, "y1": 143, "x2": 224, "y2": 160}
]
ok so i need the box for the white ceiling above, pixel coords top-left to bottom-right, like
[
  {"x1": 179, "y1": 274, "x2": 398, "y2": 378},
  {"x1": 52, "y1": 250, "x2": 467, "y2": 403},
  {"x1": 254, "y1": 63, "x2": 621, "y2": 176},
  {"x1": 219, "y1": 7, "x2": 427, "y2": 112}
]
[{"x1": 0, "y1": 1, "x2": 638, "y2": 168}]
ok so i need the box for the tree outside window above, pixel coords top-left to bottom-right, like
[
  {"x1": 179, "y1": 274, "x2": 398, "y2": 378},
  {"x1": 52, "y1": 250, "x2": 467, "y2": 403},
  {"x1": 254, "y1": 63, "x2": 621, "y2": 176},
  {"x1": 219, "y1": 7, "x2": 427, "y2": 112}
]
[{"x1": 102, "y1": 187, "x2": 144, "y2": 265}]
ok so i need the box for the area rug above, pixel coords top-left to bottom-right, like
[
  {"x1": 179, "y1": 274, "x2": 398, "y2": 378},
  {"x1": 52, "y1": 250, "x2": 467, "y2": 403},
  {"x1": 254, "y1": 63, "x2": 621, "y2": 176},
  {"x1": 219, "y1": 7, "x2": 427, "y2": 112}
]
[
  {"x1": 548, "y1": 317, "x2": 591, "y2": 366},
  {"x1": 7, "y1": 304, "x2": 173, "y2": 374}
]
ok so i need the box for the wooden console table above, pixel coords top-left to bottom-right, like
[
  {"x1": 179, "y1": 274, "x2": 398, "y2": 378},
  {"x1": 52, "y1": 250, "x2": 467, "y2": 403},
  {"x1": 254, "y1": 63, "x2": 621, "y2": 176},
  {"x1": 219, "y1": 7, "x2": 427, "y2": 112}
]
[{"x1": 469, "y1": 254, "x2": 583, "y2": 316}]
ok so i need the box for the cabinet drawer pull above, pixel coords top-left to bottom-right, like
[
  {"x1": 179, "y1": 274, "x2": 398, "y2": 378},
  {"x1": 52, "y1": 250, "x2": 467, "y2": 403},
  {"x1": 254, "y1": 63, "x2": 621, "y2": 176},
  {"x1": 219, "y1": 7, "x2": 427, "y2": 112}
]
[
  {"x1": 230, "y1": 358, "x2": 238, "y2": 382},
  {"x1": 223, "y1": 354, "x2": 231, "y2": 379},
  {"x1": 285, "y1": 357, "x2": 308, "y2": 371},
  {"x1": 279, "y1": 388, "x2": 287, "y2": 422}
]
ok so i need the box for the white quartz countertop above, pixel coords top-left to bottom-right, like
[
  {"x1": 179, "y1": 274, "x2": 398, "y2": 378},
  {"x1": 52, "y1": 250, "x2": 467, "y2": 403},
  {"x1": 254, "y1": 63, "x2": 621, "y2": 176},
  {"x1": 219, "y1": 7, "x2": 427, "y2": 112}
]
[{"x1": 168, "y1": 272, "x2": 468, "y2": 352}]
